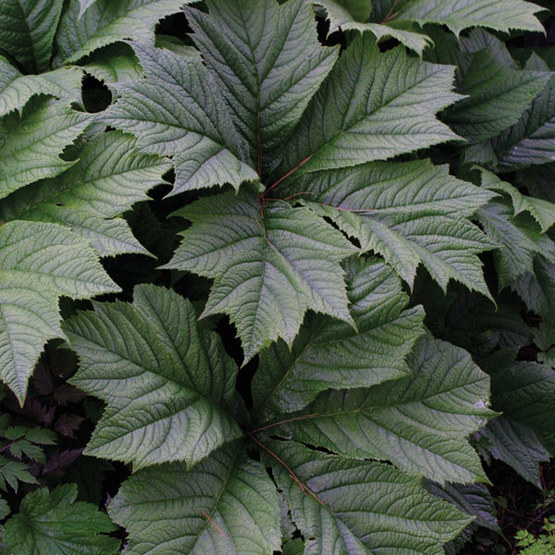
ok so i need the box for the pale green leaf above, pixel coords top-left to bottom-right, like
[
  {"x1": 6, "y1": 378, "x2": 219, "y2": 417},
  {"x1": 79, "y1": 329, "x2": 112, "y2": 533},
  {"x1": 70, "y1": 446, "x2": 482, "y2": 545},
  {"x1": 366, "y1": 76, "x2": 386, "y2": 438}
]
[
  {"x1": 79, "y1": 0, "x2": 98, "y2": 18},
  {"x1": 0, "y1": 131, "x2": 172, "y2": 257},
  {"x1": 0, "y1": 0, "x2": 63, "y2": 72},
  {"x1": 0, "y1": 98, "x2": 90, "y2": 200},
  {"x1": 478, "y1": 167, "x2": 555, "y2": 233},
  {"x1": 252, "y1": 257, "x2": 425, "y2": 420},
  {"x1": 393, "y1": 0, "x2": 545, "y2": 37},
  {"x1": 109, "y1": 444, "x2": 281, "y2": 554},
  {"x1": 3, "y1": 484, "x2": 120, "y2": 554},
  {"x1": 288, "y1": 159, "x2": 495, "y2": 296},
  {"x1": 57, "y1": 0, "x2": 194, "y2": 63},
  {"x1": 443, "y1": 48, "x2": 549, "y2": 143},
  {"x1": 314, "y1": 0, "x2": 433, "y2": 55},
  {"x1": 101, "y1": 43, "x2": 259, "y2": 193},
  {"x1": 268, "y1": 440, "x2": 472, "y2": 554},
  {"x1": 65, "y1": 284, "x2": 242, "y2": 470},
  {"x1": 493, "y1": 54, "x2": 555, "y2": 170},
  {"x1": 84, "y1": 43, "x2": 143, "y2": 91},
  {"x1": 276, "y1": 34, "x2": 462, "y2": 175},
  {"x1": 0, "y1": 220, "x2": 120, "y2": 403},
  {"x1": 187, "y1": 0, "x2": 339, "y2": 172},
  {"x1": 163, "y1": 186, "x2": 356, "y2": 362},
  {"x1": 0, "y1": 57, "x2": 83, "y2": 116},
  {"x1": 262, "y1": 336, "x2": 493, "y2": 484}
]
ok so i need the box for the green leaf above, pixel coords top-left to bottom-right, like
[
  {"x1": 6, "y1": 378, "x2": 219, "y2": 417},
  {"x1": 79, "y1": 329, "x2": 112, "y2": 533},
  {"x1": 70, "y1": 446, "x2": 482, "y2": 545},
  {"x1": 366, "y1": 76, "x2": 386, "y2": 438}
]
[
  {"x1": 275, "y1": 34, "x2": 462, "y2": 176},
  {"x1": 109, "y1": 443, "x2": 281, "y2": 554},
  {"x1": 101, "y1": 43, "x2": 259, "y2": 193},
  {"x1": 513, "y1": 256, "x2": 555, "y2": 324},
  {"x1": 56, "y1": 0, "x2": 194, "y2": 63},
  {"x1": 0, "y1": 131, "x2": 172, "y2": 257},
  {"x1": 0, "y1": 57, "x2": 83, "y2": 116},
  {"x1": 482, "y1": 418, "x2": 550, "y2": 487},
  {"x1": 267, "y1": 440, "x2": 472, "y2": 554},
  {"x1": 261, "y1": 336, "x2": 493, "y2": 484},
  {"x1": 289, "y1": 159, "x2": 495, "y2": 296},
  {"x1": 488, "y1": 360, "x2": 555, "y2": 435},
  {"x1": 314, "y1": 0, "x2": 433, "y2": 55},
  {"x1": 0, "y1": 457, "x2": 38, "y2": 491},
  {"x1": 393, "y1": 0, "x2": 545, "y2": 37},
  {"x1": 3, "y1": 483, "x2": 120, "y2": 554},
  {"x1": 65, "y1": 284, "x2": 242, "y2": 470},
  {"x1": 163, "y1": 186, "x2": 356, "y2": 363},
  {"x1": 443, "y1": 48, "x2": 549, "y2": 143},
  {"x1": 84, "y1": 43, "x2": 143, "y2": 91},
  {"x1": 0, "y1": 98, "x2": 90, "y2": 200},
  {"x1": 0, "y1": 220, "x2": 120, "y2": 403},
  {"x1": 477, "y1": 200, "x2": 555, "y2": 289},
  {"x1": 78, "y1": 0, "x2": 98, "y2": 18},
  {"x1": 492, "y1": 54, "x2": 555, "y2": 170},
  {"x1": 252, "y1": 257, "x2": 425, "y2": 420},
  {"x1": 186, "y1": 0, "x2": 339, "y2": 172},
  {"x1": 0, "y1": 0, "x2": 64, "y2": 73},
  {"x1": 478, "y1": 167, "x2": 555, "y2": 233}
]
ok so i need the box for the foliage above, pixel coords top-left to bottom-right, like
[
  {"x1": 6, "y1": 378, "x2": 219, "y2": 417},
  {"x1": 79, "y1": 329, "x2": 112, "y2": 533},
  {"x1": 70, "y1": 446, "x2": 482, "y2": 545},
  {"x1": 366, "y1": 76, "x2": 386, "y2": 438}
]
[
  {"x1": 0, "y1": 0, "x2": 553, "y2": 552},
  {"x1": 515, "y1": 516, "x2": 555, "y2": 554}
]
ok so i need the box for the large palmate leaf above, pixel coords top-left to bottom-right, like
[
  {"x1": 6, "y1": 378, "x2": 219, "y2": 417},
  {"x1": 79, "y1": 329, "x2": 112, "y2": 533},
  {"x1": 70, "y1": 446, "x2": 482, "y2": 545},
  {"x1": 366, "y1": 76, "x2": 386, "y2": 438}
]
[
  {"x1": 56, "y1": 0, "x2": 194, "y2": 63},
  {"x1": 393, "y1": 0, "x2": 545, "y2": 36},
  {"x1": 187, "y1": 0, "x2": 339, "y2": 172},
  {"x1": 275, "y1": 34, "x2": 462, "y2": 175},
  {"x1": 267, "y1": 440, "x2": 472, "y2": 554},
  {"x1": 442, "y1": 48, "x2": 549, "y2": 143},
  {"x1": 0, "y1": 57, "x2": 83, "y2": 116},
  {"x1": 65, "y1": 284, "x2": 242, "y2": 470},
  {"x1": 164, "y1": 187, "x2": 356, "y2": 362},
  {"x1": 109, "y1": 443, "x2": 281, "y2": 554},
  {"x1": 102, "y1": 43, "x2": 258, "y2": 193},
  {"x1": 313, "y1": 0, "x2": 433, "y2": 56},
  {"x1": 252, "y1": 257, "x2": 425, "y2": 420},
  {"x1": 287, "y1": 159, "x2": 495, "y2": 296},
  {"x1": 0, "y1": 132, "x2": 171, "y2": 257},
  {"x1": 0, "y1": 98, "x2": 90, "y2": 200},
  {"x1": 492, "y1": 54, "x2": 555, "y2": 170},
  {"x1": 0, "y1": 220, "x2": 119, "y2": 403},
  {"x1": 257, "y1": 336, "x2": 493, "y2": 484},
  {"x1": 0, "y1": 0, "x2": 64, "y2": 73},
  {"x1": 3, "y1": 484, "x2": 120, "y2": 554}
]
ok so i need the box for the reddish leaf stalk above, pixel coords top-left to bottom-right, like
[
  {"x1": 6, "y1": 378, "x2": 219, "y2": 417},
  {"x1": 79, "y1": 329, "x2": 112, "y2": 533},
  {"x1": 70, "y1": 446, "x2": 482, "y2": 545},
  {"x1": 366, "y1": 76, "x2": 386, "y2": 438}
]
[{"x1": 201, "y1": 509, "x2": 226, "y2": 537}]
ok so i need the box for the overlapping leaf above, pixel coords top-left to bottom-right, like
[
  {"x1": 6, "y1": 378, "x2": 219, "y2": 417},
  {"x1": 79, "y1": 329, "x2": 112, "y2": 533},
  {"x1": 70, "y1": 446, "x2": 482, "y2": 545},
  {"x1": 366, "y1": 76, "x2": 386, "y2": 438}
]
[
  {"x1": 3, "y1": 484, "x2": 120, "y2": 554},
  {"x1": 442, "y1": 48, "x2": 549, "y2": 143},
  {"x1": 275, "y1": 34, "x2": 462, "y2": 175},
  {"x1": 187, "y1": 0, "x2": 339, "y2": 172},
  {"x1": 0, "y1": 98, "x2": 90, "y2": 200},
  {"x1": 164, "y1": 187, "x2": 356, "y2": 362},
  {"x1": 267, "y1": 440, "x2": 472, "y2": 554},
  {"x1": 492, "y1": 54, "x2": 555, "y2": 170},
  {"x1": 287, "y1": 159, "x2": 495, "y2": 296},
  {"x1": 252, "y1": 257, "x2": 425, "y2": 420},
  {"x1": 65, "y1": 284, "x2": 242, "y2": 470},
  {"x1": 0, "y1": 131, "x2": 171, "y2": 257},
  {"x1": 258, "y1": 336, "x2": 493, "y2": 484},
  {"x1": 109, "y1": 444, "x2": 281, "y2": 554},
  {"x1": 0, "y1": 0, "x2": 64, "y2": 72},
  {"x1": 56, "y1": 0, "x2": 194, "y2": 63},
  {"x1": 313, "y1": 0, "x2": 433, "y2": 56},
  {"x1": 102, "y1": 43, "x2": 258, "y2": 193},
  {"x1": 0, "y1": 57, "x2": 83, "y2": 116},
  {"x1": 392, "y1": 0, "x2": 545, "y2": 36},
  {"x1": 0, "y1": 220, "x2": 119, "y2": 403}
]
